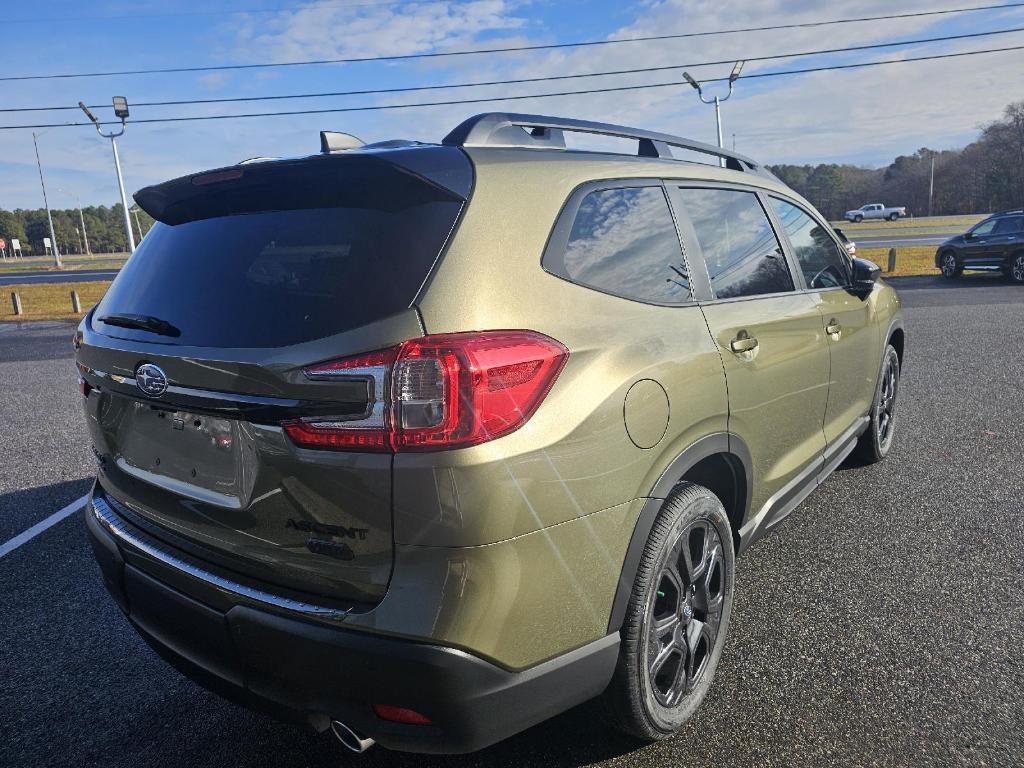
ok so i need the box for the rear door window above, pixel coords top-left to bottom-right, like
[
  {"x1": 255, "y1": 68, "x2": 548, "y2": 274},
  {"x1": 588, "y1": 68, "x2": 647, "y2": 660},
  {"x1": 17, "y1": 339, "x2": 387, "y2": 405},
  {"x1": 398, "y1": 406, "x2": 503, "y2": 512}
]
[
  {"x1": 769, "y1": 197, "x2": 851, "y2": 289},
  {"x1": 548, "y1": 185, "x2": 691, "y2": 304},
  {"x1": 993, "y1": 216, "x2": 1024, "y2": 234},
  {"x1": 674, "y1": 187, "x2": 793, "y2": 299}
]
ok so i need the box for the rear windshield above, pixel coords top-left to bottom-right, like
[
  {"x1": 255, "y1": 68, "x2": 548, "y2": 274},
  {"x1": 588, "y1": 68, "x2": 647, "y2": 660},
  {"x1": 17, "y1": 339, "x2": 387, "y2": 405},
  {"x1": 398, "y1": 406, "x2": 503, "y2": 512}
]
[{"x1": 93, "y1": 152, "x2": 467, "y2": 348}]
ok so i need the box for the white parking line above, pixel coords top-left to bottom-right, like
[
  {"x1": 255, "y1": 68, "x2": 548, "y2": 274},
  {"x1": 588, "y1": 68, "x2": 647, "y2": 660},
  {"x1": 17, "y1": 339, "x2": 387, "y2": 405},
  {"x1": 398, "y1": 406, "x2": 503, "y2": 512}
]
[{"x1": 0, "y1": 494, "x2": 89, "y2": 560}]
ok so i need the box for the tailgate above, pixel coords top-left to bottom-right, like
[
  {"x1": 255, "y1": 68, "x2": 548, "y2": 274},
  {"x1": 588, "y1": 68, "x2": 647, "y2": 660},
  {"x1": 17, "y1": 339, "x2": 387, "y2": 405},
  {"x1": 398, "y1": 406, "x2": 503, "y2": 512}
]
[{"x1": 76, "y1": 312, "x2": 423, "y2": 605}]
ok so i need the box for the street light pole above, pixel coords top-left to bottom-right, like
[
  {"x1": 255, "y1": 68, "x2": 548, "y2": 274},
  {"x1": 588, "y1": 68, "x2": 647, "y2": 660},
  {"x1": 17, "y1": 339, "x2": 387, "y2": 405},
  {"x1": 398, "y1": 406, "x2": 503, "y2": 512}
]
[
  {"x1": 129, "y1": 206, "x2": 143, "y2": 243},
  {"x1": 79, "y1": 97, "x2": 135, "y2": 254},
  {"x1": 59, "y1": 188, "x2": 90, "y2": 256},
  {"x1": 928, "y1": 153, "x2": 936, "y2": 218},
  {"x1": 682, "y1": 61, "x2": 744, "y2": 167},
  {"x1": 31, "y1": 131, "x2": 61, "y2": 267}
]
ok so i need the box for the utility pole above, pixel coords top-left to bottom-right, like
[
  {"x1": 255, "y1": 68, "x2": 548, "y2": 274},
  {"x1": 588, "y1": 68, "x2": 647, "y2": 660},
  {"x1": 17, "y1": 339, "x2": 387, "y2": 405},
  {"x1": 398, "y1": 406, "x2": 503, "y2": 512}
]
[
  {"x1": 928, "y1": 153, "x2": 936, "y2": 218},
  {"x1": 79, "y1": 97, "x2": 135, "y2": 253},
  {"x1": 682, "y1": 61, "x2": 744, "y2": 166},
  {"x1": 31, "y1": 131, "x2": 61, "y2": 267}
]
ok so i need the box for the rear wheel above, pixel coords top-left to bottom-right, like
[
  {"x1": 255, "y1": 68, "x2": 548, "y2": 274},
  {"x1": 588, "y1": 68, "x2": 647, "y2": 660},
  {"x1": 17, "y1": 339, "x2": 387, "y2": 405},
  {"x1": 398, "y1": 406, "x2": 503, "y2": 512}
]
[
  {"x1": 604, "y1": 483, "x2": 734, "y2": 740},
  {"x1": 887, "y1": 212, "x2": 898, "y2": 221},
  {"x1": 853, "y1": 345, "x2": 900, "y2": 465},
  {"x1": 940, "y1": 250, "x2": 962, "y2": 278},
  {"x1": 1008, "y1": 252, "x2": 1024, "y2": 284}
]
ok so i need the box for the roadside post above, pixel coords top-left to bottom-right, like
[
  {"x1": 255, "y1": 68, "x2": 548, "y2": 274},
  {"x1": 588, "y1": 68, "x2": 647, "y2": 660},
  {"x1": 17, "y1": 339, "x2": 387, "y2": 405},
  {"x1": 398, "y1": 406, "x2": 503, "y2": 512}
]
[
  {"x1": 11, "y1": 292, "x2": 23, "y2": 316},
  {"x1": 888, "y1": 247, "x2": 897, "y2": 273},
  {"x1": 70, "y1": 291, "x2": 81, "y2": 313}
]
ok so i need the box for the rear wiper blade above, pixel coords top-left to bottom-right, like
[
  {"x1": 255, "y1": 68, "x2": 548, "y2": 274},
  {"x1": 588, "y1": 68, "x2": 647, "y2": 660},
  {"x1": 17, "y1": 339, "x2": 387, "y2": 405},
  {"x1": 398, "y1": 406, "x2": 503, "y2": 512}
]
[{"x1": 97, "y1": 313, "x2": 181, "y2": 338}]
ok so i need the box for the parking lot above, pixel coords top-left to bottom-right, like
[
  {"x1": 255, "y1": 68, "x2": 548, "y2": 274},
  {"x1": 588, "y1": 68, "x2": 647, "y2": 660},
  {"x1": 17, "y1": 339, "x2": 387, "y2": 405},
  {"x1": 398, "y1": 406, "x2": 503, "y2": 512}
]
[{"x1": 1, "y1": 276, "x2": 1022, "y2": 768}]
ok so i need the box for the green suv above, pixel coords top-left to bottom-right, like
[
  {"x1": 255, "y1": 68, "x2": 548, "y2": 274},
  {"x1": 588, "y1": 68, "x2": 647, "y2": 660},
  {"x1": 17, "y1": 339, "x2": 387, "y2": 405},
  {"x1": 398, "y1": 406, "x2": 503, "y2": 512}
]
[{"x1": 77, "y1": 113, "x2": 905, "y2": 755}]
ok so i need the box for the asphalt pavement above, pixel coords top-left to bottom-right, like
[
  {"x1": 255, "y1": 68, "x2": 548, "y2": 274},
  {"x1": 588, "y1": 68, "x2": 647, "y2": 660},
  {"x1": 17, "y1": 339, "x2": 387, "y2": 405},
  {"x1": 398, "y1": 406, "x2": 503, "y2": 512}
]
[
  {"x1": 0, "y1": 269, "x2": 120, "y2": 285},
  {"x1": 1, "y1": 277, "x2": 1022, "y2": 767}
]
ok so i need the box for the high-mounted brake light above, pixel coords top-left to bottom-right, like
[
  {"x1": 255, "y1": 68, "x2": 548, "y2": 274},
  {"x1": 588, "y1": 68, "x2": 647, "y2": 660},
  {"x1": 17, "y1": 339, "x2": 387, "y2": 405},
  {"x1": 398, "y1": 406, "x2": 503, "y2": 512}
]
[{"x1": 282, "y1": 331, "x2": 568, "y2": 453}]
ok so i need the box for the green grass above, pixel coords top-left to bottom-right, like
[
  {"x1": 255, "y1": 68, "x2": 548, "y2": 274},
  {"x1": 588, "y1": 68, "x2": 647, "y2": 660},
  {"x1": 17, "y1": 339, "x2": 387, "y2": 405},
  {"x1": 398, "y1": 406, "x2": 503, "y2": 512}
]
[
  {"x1": 2, "y1": 281, "x2": 110, "y2": 322},
  {"x1": 858, "y1": 246, "x2": 940, "y2": 277}
]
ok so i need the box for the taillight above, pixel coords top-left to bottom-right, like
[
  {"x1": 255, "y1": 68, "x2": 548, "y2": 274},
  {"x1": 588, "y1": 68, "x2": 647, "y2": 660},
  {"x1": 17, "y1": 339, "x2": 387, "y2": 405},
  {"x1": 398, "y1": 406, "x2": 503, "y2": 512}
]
[{"x1": 282, "y1": 330, "x2": 568, "y2": 453}]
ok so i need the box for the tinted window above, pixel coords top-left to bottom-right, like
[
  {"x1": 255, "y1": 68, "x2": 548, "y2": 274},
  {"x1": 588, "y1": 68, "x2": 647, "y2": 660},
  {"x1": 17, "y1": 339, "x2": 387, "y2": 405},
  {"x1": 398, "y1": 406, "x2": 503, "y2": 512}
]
[
  {"x1": 675, "y1": 188, "x2": 793, "y2": 299},
  {"x1": 95, "y1": 164, "x2": 465, "y2": 348},
  {"x1": 993, "y1": 216, "x2": 1024, "y2": 235},
  {"x1": 560, "y1": 186, "x2": 690, "y2": 303},
  {"x1": 770, "y1": 198, "x2": 851, "y2": 288}
]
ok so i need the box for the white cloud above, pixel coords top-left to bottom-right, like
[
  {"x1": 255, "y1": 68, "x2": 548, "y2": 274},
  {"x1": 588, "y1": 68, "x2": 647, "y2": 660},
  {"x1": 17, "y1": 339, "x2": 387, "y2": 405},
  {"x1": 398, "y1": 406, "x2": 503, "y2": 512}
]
[{"x1": 2, "y1": 0, "x2": 1023, "y2": 209}]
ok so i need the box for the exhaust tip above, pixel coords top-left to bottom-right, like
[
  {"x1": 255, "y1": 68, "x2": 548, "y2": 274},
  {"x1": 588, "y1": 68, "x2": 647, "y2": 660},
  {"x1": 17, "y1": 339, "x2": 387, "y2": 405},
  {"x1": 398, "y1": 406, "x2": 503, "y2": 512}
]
[{"x1": 330, "y1": 720, "x2": 376, "y2": 753}]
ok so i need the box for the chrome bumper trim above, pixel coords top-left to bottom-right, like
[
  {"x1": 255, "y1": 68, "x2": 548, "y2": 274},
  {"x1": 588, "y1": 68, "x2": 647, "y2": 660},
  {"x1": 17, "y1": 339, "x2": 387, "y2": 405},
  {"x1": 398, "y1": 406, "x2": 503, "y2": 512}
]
[{"x1": 90, "y1": 495, "x2": 349, "y2": 622}]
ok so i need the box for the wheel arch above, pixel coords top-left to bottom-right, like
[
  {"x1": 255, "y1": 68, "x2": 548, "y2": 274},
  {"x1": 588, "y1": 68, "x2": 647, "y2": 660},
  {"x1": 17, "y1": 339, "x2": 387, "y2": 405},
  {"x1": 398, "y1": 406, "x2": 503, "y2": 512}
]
[
  {"x1": 606, "y1": 433, "x2": 752, "y2": 633},
  {"x1": 886, "y1": 319, "x2": 905, "y2": 369}
]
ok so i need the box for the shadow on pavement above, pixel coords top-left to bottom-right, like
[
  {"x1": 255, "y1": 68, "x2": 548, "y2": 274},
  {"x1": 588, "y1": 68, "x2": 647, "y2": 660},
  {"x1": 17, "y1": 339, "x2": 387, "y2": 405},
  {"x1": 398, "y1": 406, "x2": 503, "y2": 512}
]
[{"x1": 0, "y1": 477, "x2": 93, "y2": 543}]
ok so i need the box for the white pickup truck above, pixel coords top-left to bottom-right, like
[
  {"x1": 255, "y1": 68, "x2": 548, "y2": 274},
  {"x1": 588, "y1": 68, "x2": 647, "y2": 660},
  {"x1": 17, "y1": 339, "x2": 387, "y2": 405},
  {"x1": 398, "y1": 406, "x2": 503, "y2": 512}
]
[{"x1": 844, "y1": 203, "x2": 908, "y2": 222}]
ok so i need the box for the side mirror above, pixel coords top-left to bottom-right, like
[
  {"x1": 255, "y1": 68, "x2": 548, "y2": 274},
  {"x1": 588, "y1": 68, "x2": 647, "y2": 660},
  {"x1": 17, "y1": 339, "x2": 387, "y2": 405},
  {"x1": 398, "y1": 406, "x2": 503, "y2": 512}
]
[
  {"x1": 964, "y1": 232, "x2": 976, "y2": 240},
  {"x1": 851, "y1": 257, "x2": 880, "y2": 294}
]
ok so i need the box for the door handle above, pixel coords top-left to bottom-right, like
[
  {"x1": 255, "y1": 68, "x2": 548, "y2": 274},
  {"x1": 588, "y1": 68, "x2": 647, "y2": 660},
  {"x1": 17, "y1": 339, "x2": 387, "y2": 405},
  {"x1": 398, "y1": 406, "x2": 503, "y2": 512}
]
[
  {"x1": 825, "y1": 321, "x2": 842, "y2": 336},
  {"x1": 730, "y1": 334, "x2": 759, "y2": 354}
]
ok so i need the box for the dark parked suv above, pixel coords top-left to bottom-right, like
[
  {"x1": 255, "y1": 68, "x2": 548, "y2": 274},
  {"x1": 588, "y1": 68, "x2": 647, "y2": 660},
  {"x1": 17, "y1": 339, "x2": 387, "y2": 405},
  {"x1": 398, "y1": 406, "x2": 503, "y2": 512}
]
[
  {"x1": 936, "y1": 210, "x2": 1024, "y2": 282},
  {"x1": 78, "y1": 113, "x2": 904, "y2": 755}
]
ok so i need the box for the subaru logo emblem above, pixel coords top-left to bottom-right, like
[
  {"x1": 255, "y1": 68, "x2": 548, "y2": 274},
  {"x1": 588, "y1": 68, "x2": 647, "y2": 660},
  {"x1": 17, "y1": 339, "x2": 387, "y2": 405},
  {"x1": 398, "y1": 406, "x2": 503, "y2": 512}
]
[{"x1": 135, "y1": 363, "x2": 168, "y2": 398}]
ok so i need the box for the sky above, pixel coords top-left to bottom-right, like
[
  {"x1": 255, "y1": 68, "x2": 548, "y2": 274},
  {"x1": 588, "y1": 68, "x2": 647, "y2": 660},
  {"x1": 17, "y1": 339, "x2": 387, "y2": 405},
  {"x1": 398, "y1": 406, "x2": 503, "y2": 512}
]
[{"x1": 0, "y1": 0, "x2": 1023, "y2": 210}]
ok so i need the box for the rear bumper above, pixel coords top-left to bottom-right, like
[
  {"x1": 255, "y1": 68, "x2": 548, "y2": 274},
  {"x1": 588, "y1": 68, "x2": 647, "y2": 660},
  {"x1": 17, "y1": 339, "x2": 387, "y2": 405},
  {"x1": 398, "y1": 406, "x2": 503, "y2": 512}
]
[{"x1": 84, "y1": 486, "x2": 619, "y2": 754}]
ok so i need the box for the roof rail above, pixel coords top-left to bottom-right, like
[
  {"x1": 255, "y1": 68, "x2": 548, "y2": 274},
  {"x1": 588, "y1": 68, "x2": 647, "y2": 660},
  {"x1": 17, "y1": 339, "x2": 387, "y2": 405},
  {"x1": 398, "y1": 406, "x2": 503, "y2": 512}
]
[{"x1": 442, "y1": 112, "x2": 767, "y2": 175}]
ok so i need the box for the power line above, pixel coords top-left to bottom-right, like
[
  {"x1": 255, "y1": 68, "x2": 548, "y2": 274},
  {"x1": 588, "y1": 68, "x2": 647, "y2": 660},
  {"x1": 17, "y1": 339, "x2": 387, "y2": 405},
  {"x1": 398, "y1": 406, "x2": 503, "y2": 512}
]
[
  {"x1": 2, "y1": 43, "x2": 1020, "y2": 131},
  {"x1": 4, "y1": 0, "x2": 469, "y2": 25},
  {"x1": 7, "y1": 24, "x2": 1023, "y2": 114},
  {"x1": 2, "y1": 2, "x2": 1022, "y2": 82}
]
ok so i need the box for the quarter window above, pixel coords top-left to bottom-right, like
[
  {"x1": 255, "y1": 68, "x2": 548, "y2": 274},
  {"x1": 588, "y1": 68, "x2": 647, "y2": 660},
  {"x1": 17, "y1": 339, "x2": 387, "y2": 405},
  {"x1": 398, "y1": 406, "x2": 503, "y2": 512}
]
[
  {"x1": 675, "y1": 188, "x2": 793, "y2": 299},
  {"x1": 559, "y1": 186, "x2": 691, "y2": 303},
  {"x1": 769, "y1": 198, "x2": 851, "y2": 289}
]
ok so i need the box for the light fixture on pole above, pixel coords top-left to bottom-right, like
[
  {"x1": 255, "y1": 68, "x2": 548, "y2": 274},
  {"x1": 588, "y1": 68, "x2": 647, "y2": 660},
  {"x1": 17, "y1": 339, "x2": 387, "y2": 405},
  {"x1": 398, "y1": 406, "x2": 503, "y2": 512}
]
[
  {"x1": 31, "y1": 131, "x2": 61, "y2": 267},
  {"x1": 681, "y1": 61, "x2": 744, "y2": 167},
  {"x1": 79, "y1": 97, "x2": 136, "y2": 254}
]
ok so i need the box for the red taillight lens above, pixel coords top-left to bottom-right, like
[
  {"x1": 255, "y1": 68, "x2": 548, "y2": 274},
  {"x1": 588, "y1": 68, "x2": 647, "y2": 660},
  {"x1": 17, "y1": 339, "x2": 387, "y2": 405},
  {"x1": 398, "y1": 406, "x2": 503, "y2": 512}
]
[
  {"x1": 283, "y1": 330, "x2": 568, "y2": 453},
  {"x1": 372, "y1": 704, "x2": 432, "y2": 725},
  {"x1": 392, "y1": 331, "x2": 568, "y2": 451}
]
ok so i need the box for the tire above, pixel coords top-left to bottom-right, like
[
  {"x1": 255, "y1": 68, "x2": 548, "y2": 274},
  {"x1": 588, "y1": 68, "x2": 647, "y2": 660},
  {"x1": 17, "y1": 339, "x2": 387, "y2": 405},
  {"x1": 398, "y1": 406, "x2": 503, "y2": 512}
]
[
  {"x1": 939, "y1": 250, "x2": 962, "y2": 278},
  {"x1": 603, "y1": 483, "x2": 735, "y2": 741},
  {"x1": 1008, "y1": 252, "x2": 1024, "y2": 284},
  {"x1": 887, "y1": 213, "x2": 898, "y2": 221},
  {"x1": 853, "y1": 215, "x2": 863, "y2": 223},
  {"x1": 853, "y1": 344, "x2": 900, "y2": 465}
]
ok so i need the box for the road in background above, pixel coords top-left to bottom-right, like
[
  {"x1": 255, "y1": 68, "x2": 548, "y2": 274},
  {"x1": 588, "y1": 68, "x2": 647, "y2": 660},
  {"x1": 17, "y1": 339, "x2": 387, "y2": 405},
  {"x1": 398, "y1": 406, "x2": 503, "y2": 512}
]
[
  {"x1": 0, "y1": 269, "x2": 120, "y2": 285},
  {"x1": 850, "y1": 234, "x2": 948, "y2": 249},
  {"x1": 2, "y1": 278, "x2": 1023, "y2": 767}
]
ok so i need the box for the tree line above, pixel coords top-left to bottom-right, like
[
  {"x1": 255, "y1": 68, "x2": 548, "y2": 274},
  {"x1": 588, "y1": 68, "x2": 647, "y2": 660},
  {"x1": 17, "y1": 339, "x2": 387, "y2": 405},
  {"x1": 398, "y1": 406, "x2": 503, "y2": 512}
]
[
  {"x1": 0, "y1": 204, "x2": 155, "y2": 256},
  {"x1": 768, "y1": 100, "x2": 1024, "y2": 221}
]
